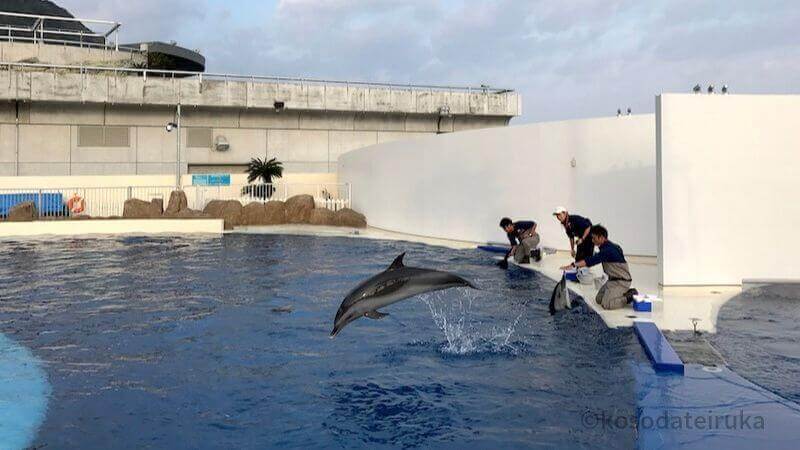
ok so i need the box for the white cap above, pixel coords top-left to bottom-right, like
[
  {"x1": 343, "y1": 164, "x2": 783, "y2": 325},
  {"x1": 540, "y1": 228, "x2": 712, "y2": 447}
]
[{"x1": 553, "y1": 206, "x2": 567, "y2": 215}]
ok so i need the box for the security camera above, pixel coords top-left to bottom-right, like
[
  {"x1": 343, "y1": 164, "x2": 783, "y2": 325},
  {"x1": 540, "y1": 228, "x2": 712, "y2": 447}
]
[
  {"x1": 165, "y1": 122, "x2": 177, "y2": 132},
  {"x1": 273, "y1": 101, "x2": 285, "y2": 113}
]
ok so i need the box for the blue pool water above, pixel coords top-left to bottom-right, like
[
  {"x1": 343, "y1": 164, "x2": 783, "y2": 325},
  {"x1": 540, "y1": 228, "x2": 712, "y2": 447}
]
[
  {"x1": 710, "y1": 284, "x2": 800, "y2": 403},
  {"x1": 0, "y1": 234, "x2": 645, "y2": 449}
]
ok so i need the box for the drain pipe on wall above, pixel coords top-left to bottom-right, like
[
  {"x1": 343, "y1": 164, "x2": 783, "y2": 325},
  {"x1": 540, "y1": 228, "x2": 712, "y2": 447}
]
[
  {"x1": 176, "y1": 103, "x2": 182, "y2": 189},
  {"x1": 166, "y1": 104, "x2": 182, "y2": 188}
]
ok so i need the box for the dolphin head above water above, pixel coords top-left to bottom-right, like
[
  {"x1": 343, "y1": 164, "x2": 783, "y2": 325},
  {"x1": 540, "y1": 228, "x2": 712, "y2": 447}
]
[
  {"x1": 549, "y1": 272, "x2": 572, "y2": 315},
  {"x1": 330, "y1": 252, "x2": 477, "y2": 338}
]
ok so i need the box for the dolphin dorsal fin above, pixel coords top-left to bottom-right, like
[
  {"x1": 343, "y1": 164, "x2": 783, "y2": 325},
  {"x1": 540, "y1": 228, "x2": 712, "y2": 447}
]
[{"x1": 387, "y1": 252, "x2": 406, "y2": 271}]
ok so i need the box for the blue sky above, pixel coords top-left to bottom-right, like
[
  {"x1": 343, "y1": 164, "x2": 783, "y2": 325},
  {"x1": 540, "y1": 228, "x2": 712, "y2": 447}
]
[{"x1": 62, "y1": 0, "x2": 800, "y2": 123}]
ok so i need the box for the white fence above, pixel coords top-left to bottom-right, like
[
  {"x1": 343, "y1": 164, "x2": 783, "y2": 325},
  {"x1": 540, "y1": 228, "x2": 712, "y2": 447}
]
[
  {"x1": 187, "y1": 183, "x2": 351, "y2": 212},
  {"x1": 0, "y1": 183, "x2": 351, "y2": 219}
]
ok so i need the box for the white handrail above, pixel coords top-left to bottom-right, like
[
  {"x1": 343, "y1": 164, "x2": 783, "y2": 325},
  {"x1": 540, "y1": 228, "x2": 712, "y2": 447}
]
[{"x1": 0, "y1": 60, "x2": 513, "y2": 94}]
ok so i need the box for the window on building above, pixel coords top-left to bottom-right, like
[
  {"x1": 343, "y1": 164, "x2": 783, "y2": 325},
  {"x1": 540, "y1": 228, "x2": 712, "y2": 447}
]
[
  {"x1": 78, "y1": 126, "x2": 130, "y2": 147},
  {"x1": 187, "y1": 128, "x2": 213, "y2": 148}
]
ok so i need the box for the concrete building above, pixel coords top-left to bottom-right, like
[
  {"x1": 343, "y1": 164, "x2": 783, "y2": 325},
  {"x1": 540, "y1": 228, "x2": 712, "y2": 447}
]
[{"x1": 0, "y1": 7, "x2": 521, "y2": 177}]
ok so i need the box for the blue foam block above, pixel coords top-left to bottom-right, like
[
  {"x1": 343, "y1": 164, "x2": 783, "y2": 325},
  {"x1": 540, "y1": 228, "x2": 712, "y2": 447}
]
[
  {"x1": 633, "y1": 300, "x2": 652, "y2": 312},
  {"x1": 477, "y1": 245, "x2": 510, "y2": 254},
  {"x1": 633, "y1": 321, "x2": 684, "y2": 375},
  {"x1": 565, "y1": 272, "x2": 579, "y2": 282}
]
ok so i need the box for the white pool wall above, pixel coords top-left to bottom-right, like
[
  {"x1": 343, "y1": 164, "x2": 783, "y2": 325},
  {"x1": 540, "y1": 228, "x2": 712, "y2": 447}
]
[
  {"x1": 657, "y1": 94, "x2": 800, "y2": 285},
  {"x1": 339, "y1": 114, "x2": 656, "y2": 256}
]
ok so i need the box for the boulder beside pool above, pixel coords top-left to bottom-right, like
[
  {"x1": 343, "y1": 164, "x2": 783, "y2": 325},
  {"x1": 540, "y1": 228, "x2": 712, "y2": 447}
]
[
  {"x1": 263, "y1": 201, "x2": 287, "y2": 224},
  {"x1": 122, "y1": 198, "x2": 162, "y2": 218},
  {"x1": 203, "y1": 200, "x2": 243, "y2": 230},
  {"x1": 7, "y1": 201, "x2": 38, "y2": 221},
  {"x1": 284, "y1": 194, "x2": 315, "y2": 223},
  {"x1": 309, "y1": 208, "x2": 336, "y2": 225},
  {"x1": 333, "y1": 208, "x2": 367, "y2": 228},
  {"x1": 164, "y1": 190, "x2": 188, "y2": 215},
  {"x1": 241, "y1": 202, "x2": 268, "y2": 225}
]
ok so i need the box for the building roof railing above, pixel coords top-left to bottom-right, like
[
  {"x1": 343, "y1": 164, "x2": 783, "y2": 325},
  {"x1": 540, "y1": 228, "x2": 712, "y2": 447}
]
[
  {"x1": 0, "y1": 60, "x2": 515, "y2": 94},
  {"x1": 0, "y1": 10, "x2": 122, "y2": 50}
]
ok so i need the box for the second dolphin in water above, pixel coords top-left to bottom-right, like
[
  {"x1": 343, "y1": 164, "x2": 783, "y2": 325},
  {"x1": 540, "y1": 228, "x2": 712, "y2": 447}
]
[
  {"x1": 330, "y1": 252, "x2": 477, "y2": 338},
  {"x1": 549, "y1": 272, "x2": 572, "y2": 314}
]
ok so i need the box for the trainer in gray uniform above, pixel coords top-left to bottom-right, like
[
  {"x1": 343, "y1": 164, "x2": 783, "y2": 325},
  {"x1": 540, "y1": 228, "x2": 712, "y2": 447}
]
[
  {"x1": 499, "y1": 218, "x2": 541, "y2": 265},
  {"x1": 561, "y1": 224, "x2": 637, "y2": 310}
]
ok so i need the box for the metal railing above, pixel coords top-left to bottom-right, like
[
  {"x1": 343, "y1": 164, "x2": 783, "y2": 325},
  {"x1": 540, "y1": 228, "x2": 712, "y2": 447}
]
[
  {"x1": 0, "y1": 186, "x2": 175, "y2": 219},
  {"x1": 0, "y1": 183, "x2": 352, "y2": 220},
  {"x1": 0, "y1": 60, "x2": 514, "y2": 94},
  {"x1": 0, "y1": 11, "x2": 122, "y2": 50}
]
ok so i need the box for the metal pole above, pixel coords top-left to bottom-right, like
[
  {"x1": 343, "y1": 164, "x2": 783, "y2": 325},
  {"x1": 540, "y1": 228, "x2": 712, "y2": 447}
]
[{"x1": 175, "y1": 103, "x2": 181, "y2": 188}]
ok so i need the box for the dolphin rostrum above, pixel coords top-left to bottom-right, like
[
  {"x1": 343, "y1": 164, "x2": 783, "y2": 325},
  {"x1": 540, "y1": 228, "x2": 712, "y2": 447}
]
[
  {"x1": 330, "y1": 252, "x2": 477, "y2": 338},
  {"x1": 548, "y1": 272, "x2": 572, "y2": 314}
]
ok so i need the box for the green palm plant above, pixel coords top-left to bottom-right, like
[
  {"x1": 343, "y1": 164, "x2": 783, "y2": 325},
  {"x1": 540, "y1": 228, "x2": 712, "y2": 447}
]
[{"x1": 242, "y1": 157, "x2": 284, "y2": 199}]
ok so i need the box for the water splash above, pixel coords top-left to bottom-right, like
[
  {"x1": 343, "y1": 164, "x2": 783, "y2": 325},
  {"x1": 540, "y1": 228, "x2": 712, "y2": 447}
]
[{"x1": 419, "y1": 290, "x2": 526, "y2": 355}]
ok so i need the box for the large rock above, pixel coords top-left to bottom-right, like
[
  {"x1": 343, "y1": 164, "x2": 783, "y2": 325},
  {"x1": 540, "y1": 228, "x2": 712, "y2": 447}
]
[
  {"x1": 333, "y1": 208, "x2": 367, "y2": 228},
  {"x1": 123, "y1": 198, "x2": 162, "y2": 218},
  {"x1": 309, "y1": 208, "x2": 336, "y2": 226},
  {"x1": 203, "y1": 200, "x2": 243, "y2": 230},
  {"x1": 263, "y1": 201, "x2": 286, "y2": 224},
  {"x1": 151, "y1": 198, "x2": 164, "y2": 215},
  {"x1": 7, "y1": 201, "x2": 37, "y2": 222},
  {"x1": 284, "y1": 194, "x2": 315, "y2": 223},
  {"x1": 241, "y1": 202, "x2": 267, "y2": 225},
  {"x1": 172, "y1": 208, "x2": 208, "y2": 218},
  {"x1": 165, "y1": 190, "x2": 188, "y2": 215}
]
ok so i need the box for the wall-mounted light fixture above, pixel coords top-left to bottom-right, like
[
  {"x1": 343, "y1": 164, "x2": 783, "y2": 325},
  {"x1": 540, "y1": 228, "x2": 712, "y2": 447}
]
[
  {"x1": 165, "y1": 122, "x2": 177, "y2": 132},
  {"x1": 570, "y1": 157, "x2": 577, "y2": 168}
]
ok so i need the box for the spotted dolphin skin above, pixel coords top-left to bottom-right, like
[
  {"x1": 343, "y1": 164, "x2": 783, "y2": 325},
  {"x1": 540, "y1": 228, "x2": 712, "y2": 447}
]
[{"x1": 330, "y1": 253, "x2": 477, "y2": 338}]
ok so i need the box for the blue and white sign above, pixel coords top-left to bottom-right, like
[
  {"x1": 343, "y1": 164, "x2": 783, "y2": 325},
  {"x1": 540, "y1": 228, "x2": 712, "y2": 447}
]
[{"x1": 192, "y1": 174, "x2": 231, "y2": 186}]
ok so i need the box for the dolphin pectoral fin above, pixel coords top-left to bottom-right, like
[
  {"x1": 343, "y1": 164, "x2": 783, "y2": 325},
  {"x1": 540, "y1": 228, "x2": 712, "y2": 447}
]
[{"x1": 364, "y1": 310, "x2": 389, "y2": 320}]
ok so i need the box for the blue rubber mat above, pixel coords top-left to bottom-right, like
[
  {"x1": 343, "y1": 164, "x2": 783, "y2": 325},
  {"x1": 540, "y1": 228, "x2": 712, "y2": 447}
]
[{"x1": 634, "y1": 363, "x2": 800, "y2": 449}]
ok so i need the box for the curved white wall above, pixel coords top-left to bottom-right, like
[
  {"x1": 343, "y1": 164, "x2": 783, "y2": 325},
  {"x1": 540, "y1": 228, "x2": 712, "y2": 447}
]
[{"x1": 339, "y1": 115, "x2": 656, "y2": 255}]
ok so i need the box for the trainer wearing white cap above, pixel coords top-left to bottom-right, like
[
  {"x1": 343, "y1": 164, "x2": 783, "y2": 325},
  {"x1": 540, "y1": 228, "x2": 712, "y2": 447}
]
[{"x1": 553, "y1": 206, "x2": 594, "y2": 262}]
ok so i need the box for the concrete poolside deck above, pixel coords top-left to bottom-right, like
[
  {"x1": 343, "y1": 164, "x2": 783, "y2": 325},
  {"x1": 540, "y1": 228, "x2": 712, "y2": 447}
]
[
  {"x1": 507, "y1": 252, "x2": 739, "y2": 332},
  {"x1": 233, "y1": 225, "x2": 740, "y2": 333}
]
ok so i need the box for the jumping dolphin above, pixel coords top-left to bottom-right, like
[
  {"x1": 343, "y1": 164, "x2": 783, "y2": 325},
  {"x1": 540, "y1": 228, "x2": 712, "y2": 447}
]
[
  {"x1": 330, "y1": 252, "x2": 477, "y2": 338},
  {"x1": 549, "y1": 273, "x2": 572, "y2": 314}
]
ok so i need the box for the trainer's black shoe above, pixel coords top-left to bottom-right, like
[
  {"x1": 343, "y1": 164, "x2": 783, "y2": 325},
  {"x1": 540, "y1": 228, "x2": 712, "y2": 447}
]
[
  {"x1": 624, "y1": 288, "x2": 639, "y2": 304},
  {"x1": 531, "y1": 248, "x2": 542, "y2": 262}
]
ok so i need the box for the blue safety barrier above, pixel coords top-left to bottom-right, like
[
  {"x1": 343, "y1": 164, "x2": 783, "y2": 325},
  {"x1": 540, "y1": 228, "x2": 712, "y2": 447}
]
[
  {"x1": 633, "y1": 321, "x2": 684, "y2": 375},
  {"x1": 0, "y1": 193, "x2": 66, "y2": 217}
]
